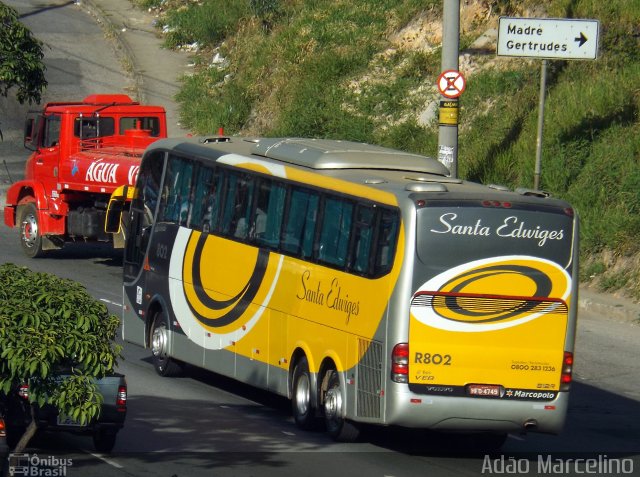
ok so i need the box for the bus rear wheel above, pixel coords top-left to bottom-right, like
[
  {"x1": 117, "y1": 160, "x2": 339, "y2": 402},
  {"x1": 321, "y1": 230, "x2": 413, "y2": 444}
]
[
  {"x1": 323, "y1": 369, "x2": 360, "y2": 442},
  {"x1": 150, "y1": 311, "x2": 184, "y2": 377},
  {"x1": 291, "y1": 357, "x2": 318, "y2": 430},
  {"x1": 18, "y1": 202, "x2": 44, "y2": 258}
]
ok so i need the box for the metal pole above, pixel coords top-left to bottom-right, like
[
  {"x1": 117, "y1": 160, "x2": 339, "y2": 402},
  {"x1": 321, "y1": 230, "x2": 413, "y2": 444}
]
[
  {"x1": 437, "y1": 0, "x2": 460, "y2": 178},
  {"x1": 534, "y1": 59, "x2": 548, "y2": 190}
]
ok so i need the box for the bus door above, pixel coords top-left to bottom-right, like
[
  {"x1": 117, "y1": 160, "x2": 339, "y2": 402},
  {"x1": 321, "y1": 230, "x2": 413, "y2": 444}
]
[
  {"x1": 408, "y1": 200, "x2": 575, "y2": 402},
  {"x1": 122, "y1": 150, "x2": 165, "y2": 345}
]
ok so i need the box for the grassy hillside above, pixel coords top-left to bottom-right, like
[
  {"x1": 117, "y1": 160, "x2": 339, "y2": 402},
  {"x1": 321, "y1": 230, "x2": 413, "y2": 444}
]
[{"x1": 135, "y1": 0, "x2": 640, "y2": 298}]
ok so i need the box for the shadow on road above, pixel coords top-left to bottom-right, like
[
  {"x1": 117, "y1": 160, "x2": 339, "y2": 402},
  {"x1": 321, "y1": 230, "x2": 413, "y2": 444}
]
[{"x1": 16, "y1": 375, "x2": 640, "y2": 476}]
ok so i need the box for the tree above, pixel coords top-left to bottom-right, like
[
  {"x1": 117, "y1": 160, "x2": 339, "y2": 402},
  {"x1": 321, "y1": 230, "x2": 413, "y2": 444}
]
[
  {"x1": 0, "y1": 263, "x2": 121, "y2": 452},
  {"x1": 0, "y1": 2, "x2": 47, "y2": 104}
]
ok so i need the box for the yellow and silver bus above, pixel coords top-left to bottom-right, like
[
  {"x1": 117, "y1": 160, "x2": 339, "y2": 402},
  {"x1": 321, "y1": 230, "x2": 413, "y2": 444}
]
[{"x1": 109, "y1": 136, "x2": 579, "y2": 445}]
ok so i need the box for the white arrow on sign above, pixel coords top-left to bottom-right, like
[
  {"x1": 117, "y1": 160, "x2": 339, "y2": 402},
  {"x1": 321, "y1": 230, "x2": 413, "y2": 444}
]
[{"x1": 497, "y1": 17, "x2": 599, "y2": 60}]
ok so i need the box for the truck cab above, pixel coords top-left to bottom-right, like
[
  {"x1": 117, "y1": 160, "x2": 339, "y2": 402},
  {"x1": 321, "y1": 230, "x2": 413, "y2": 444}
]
[{"x1": 3, "y1": 94, "x2": 167, "y2": 257}]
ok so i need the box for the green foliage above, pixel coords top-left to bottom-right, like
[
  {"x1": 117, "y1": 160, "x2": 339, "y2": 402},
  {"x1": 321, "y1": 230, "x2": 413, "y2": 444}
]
[
  {"x1": 160, "y1": 0, "x2": 250, "y2": 49},
  {"x1": 0, "y1": 264, "x2": 121, "y2": 427},
  {"x1": 157, "y1": 0, "x2": 640, "y2": 287},
  {"x1": 250, "y1": 0, "x2": 281, "y2": 30},
  {"x1": 0, "y1": 2, "x2": 47, "y2": 104}
]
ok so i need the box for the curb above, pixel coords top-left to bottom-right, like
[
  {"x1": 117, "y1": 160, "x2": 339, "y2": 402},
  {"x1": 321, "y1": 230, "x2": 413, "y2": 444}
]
[{"x1": 578, "y1": 287, "x2": 640, "y2": 324}]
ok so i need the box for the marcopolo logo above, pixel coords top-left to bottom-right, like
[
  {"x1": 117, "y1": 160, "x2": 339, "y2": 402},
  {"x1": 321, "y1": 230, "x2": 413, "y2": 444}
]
[
  {"x1": 8, "y1": 453, "x2": 73, "y2": 476},
  {"x1": 411, "y1": 255, "x2": 571, "y2": 332}
]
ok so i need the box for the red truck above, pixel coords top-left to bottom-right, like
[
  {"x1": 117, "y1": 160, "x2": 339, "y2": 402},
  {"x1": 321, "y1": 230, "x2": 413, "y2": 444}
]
[{"x1": 3, "y1": 94, "x2": 167, "y2": 257}]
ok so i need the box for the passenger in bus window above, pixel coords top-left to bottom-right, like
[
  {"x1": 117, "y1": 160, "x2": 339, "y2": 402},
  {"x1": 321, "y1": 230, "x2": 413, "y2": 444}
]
[{"x1": 251, "y1": 183, "x2": 270, "y2": 239}]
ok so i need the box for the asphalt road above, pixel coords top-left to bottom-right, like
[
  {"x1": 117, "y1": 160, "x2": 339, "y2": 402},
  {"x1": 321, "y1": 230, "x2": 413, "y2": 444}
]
[
  {"x1": 1, "y1": 1, "x2": 639, "y2": 476},
  {"x1": 1, "y1": 0, "x2": 135, "y2": 187},
  {"x1": 1, "y1": 223, "x2": 639, "y2": 477}
]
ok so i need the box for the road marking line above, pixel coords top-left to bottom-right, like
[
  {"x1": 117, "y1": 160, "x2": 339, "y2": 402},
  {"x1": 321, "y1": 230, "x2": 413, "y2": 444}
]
[
  {"x1": 84, "y1": 450, "x2": 124, "y2": 469},
  {"x1": 100, "y1": 298, "x2": 123, "y2": 307}
]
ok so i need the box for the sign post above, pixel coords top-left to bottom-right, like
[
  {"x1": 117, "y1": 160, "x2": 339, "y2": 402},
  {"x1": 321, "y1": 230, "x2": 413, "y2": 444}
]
[{"x1": 497, "y1": 17, "x2": 599, "y2": 190}]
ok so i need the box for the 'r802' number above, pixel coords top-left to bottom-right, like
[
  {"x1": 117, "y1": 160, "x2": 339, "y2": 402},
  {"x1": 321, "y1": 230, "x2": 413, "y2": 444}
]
[{"x1": 414, "y1": 352, "x2": 452, "y2": 365}]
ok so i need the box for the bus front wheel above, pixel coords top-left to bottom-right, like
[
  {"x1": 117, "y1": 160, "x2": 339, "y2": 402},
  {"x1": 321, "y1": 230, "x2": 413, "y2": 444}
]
[
  {"x1": 292, "y1": 357, "x2": 318, "y2": 430},
  {"x1": 150, "y1": 311, "x2": 184, "y2": 377},
  {"x1": 323, "y1": 369, "x2": 360, "y2": 442}
]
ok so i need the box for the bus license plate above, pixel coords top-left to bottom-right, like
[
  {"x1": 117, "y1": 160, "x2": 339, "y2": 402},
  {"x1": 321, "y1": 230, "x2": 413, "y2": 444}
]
[{"x1": 467, "y1": 384, "x2": 502, "y2": 397}]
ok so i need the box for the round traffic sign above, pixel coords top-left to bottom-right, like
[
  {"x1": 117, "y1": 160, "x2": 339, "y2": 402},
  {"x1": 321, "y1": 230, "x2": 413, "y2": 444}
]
[{"x1": 437, "y1": 70, "x2": 466, "y2": 99}]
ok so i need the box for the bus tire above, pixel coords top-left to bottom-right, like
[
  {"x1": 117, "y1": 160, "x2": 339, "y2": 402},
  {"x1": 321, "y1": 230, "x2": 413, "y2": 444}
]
[
  {"x1": 151, "y1": 311, "x2": 185, "y2": 377},
  {"x1": 292, "y1": 357, "x2": 318, "y2": 430},
  {"x1": 18, "y1": 202, "x2": 45, "y2": 258},
  {"x1": 323, "y1": 369, "x2": 360, "y2": 442}
]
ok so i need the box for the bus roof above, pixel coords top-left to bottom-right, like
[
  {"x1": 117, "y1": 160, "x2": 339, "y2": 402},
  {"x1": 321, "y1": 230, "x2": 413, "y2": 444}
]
[
  {"x1": 251, "y1": 138, "x2": 449, "y2": 175},
  {"x1": 149, "y1": 136, "x2": 570, "y2": 207},
  {"x1": 157, "y1": 136, "x2": 449, "y2": 175}
]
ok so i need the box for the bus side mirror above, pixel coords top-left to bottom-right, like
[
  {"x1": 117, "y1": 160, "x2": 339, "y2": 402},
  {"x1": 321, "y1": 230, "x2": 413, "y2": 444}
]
[
  {"x1": 105, "y1": 185, "x2": 131, "y2": 234},
  {"x1": 105, "y1": 199, "x2": 125, "y2": 234}
]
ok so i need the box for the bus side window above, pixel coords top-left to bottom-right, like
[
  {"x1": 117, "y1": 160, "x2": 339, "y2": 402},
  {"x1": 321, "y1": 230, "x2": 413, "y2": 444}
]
[
  {"x1": 189, "y1": 165, "x2": 219, "y2": 232},
  {"x1": 282, "y1": 188, "x2": 318, "y2": 257},
  {"x1": 351, "y1": 205, "x2": 375, "y2": 274},
  {"x1": 178, "y1": 162, "x2": 194, "y2": 226},
  {"x1": 374, "y1": 210, "x2": 399, "y2": 274},
  {"x1": 317, "y1": 197, "x2": 353, "y2": 267},
  {"x1": 221, "y1": 173, "x2": 254, "y2": 239},
  {"x1": 159, "y1": 156, "x2": 193, "y2": 225},
  {"x1": 253, "y1": 180, "x2": 285, "y2": 248}
]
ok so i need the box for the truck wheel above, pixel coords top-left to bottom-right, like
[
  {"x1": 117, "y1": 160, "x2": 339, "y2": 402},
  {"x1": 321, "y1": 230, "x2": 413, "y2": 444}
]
[
  {"x1": 18, "y1": 202, "x2": 45, "y2": 258},
  {"x1": 151, "y1": 311, "x2": 185, "y2": 377},
  {"x1": 93, "y1": 429, "x2": 117, "y2": 453}
]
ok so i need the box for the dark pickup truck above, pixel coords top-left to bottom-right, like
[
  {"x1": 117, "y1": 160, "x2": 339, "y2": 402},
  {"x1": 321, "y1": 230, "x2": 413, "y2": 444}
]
[{"x1": 4, "y1": 374, "x2": 127, "y2": 452}]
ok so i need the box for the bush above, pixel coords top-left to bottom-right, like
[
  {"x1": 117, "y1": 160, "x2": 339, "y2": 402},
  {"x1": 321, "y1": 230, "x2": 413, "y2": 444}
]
[{"x1": 0, "y1": 263, "x2": 121, "y2": 451}]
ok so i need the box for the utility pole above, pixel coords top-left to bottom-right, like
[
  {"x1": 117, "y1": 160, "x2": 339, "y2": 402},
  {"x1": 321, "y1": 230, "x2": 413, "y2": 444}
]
[
  {"x1": 437, "y1": 0, "x2": 461, "y2": 178},
  {"x1": 534, "y1": 60, "x2": 548, "y2": 191}
]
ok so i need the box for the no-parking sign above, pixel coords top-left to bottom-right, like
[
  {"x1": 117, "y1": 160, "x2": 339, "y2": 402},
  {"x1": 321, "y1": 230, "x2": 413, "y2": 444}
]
[{"x1": 437, "y1": 70, "x2": 466, "y2": 99}]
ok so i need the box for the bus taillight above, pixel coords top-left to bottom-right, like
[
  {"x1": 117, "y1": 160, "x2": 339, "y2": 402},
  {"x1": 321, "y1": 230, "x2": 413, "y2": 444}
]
[
  {"x1": 560, "y1": 351, "x2": 573, "y2": 391},
  {"x1": 391, "y1": 343, "x2": 409, "y2": 383}
]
